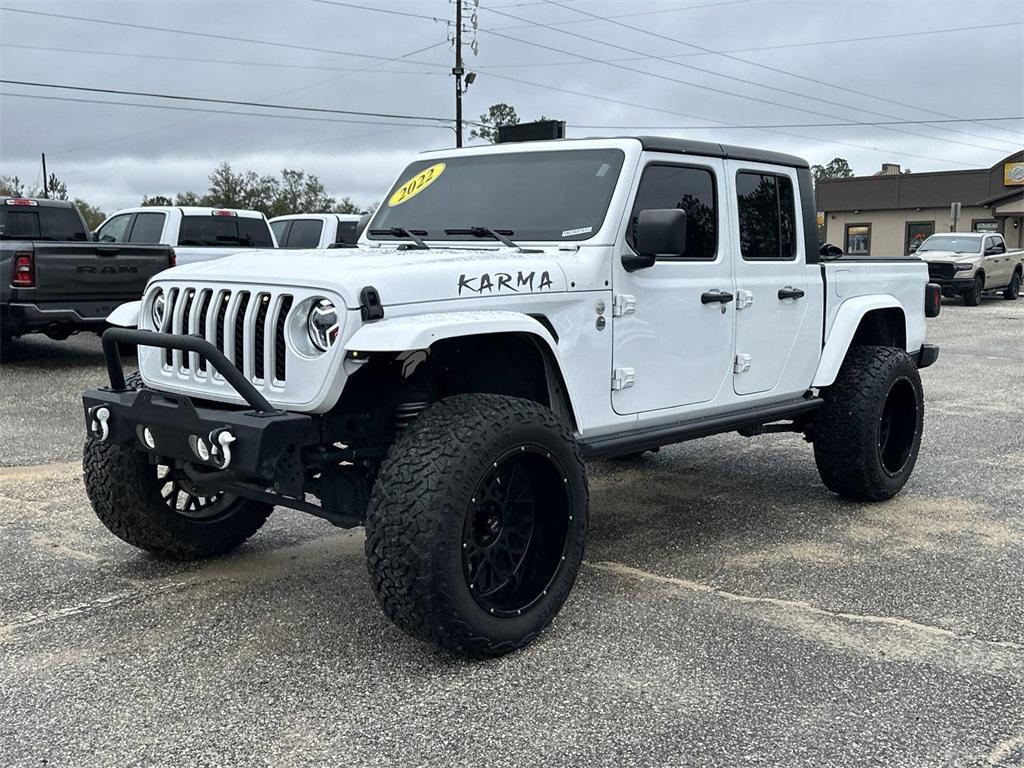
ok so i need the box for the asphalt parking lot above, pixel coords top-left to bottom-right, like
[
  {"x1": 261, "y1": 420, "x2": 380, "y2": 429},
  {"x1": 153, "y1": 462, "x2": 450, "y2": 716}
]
[{"x1": 1, "y1": 296, "x2": 1023, "y2": 768}]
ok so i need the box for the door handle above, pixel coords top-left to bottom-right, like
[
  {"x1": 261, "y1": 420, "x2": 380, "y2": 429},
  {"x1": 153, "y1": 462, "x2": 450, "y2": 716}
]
[
  {"x1": 778, "y1": 286, "x2": 805, "y2": 300},
  {"x1": 95, "y1": 247, "x2": 121, "y2": 257},
  {"x1": 701, "y1": 290, "x2": 734, "y2": 304}
]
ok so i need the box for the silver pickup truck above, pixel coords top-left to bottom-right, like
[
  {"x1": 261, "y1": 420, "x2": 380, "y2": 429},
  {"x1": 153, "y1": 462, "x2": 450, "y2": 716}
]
[{"x1": 918, "y1": 232, "x2": 1024, "y2": 306}]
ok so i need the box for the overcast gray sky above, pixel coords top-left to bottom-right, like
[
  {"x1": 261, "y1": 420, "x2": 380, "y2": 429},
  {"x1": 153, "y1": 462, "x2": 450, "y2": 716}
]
[{"x1": 1, "y1": 0, "x2": 1022, "y2": 214}]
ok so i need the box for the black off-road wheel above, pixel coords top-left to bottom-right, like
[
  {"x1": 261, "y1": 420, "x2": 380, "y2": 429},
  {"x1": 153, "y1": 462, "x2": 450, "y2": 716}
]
[
  {"x1": 365, "y1": 393, "x2": 588, "y2": 658},
  {"x1": 963, "y1": 274, "x2": 983, "y2": 306},
  {"x1": 812, "y1": 346, "x2": 924, "y2": 502},
  {"x1": 1004, "y1": 270, "x2": 1021, "y2": 300},
  {"x1": 83, "y1": 373, "x2": 272, "y2": 559}
]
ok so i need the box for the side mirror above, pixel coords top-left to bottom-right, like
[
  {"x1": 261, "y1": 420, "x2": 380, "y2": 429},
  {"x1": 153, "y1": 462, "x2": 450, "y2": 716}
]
[
  {"x1": 622, "y1": 208, "x2": 687, "y2": 272},
  {"x1": 819, "y1": 242, "x2": 843, "y2": 259},
  {"x1": 91, "y1": 231, "x2": 100, "y2": 242}
]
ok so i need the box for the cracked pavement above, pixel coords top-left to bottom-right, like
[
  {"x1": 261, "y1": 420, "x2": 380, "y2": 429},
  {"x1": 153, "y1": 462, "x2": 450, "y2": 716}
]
[{"x1": 1, "y1": 295, "x2": 1023, "y2": 767}]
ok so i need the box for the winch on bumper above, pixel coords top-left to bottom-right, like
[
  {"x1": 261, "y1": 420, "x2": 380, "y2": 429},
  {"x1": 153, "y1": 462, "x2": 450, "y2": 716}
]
[{"x1": 83, "y1": 328, "x2": 316, "y2": 497}]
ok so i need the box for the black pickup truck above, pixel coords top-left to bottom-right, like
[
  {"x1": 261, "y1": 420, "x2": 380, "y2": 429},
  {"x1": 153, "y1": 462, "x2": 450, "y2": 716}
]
[{"x1": 1, "y1": 197, "x2": 175, "y2": 358}]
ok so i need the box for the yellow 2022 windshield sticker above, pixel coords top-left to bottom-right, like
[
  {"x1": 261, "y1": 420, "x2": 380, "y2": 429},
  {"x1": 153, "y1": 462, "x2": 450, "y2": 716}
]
[{"x1": 388, "y1": 163, "x2": 446, "y2": 207}]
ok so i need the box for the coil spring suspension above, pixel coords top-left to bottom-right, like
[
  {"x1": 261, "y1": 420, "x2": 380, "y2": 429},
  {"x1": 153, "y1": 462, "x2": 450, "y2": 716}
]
[{"x1": 394, "y1": 400, "x2": 430, "y2": 432}]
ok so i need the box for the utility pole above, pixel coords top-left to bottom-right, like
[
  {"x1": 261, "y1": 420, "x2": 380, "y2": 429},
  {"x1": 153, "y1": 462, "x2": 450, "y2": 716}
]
[
  {"x1": 451, "y1": 0, "x2": 478, "y2": 148},
  {"x1": 453, "y1": 0, "x2": 464, "y2": 147},
  {"x1": 41, "y1": 153, "x2": 48, "y2": 199}
]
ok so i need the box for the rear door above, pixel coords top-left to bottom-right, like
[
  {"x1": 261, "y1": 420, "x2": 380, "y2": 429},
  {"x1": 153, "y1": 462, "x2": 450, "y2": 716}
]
[
  {"x1": 984, "y1": 235, "x2": 1010, "y2": 285},
  {"x1": 727, "y1": 162, "x2": 822, "y2": 398}
]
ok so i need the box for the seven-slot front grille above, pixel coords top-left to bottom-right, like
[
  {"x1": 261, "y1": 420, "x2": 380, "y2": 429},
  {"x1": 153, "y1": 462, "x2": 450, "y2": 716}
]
[{"x1": 160, "y1": 286, "x2": 294, "y2": 383}]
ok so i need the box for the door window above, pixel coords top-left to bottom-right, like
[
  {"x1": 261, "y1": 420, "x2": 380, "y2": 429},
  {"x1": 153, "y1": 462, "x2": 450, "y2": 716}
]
[
  {"x1": 270, "y1": 220, "x2": 289, "y2": 245},
  {"x1": 844, "y1": 224, "x2": 872, "y2": 256},
  {"x1": 128, "y1": 212, "x2": 166, "y2": 243},
  {"x1": 335, "y1": 221, "x2": 359, "y2": 245},
  {"x1": 626, "y1": 164, "x2": 717, "y2": 260},
  {"x1": 736, "y1": 172, "x2": 797, "y2": 260},
  {"x1": 905, "y1": 221, "x2": 935, "y2": 254},
  {"x1": 283, "y1": 219, "x2": 323, "y2": 248},
  {"x1": 96, "y1": 214, "x2": 134, "y2": 243}
]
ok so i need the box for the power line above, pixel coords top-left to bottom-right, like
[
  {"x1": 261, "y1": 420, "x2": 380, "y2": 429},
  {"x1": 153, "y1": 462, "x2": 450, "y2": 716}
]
[
  {"x1": 542, "y1": 0, "x2": 1022, "y2": 147},
  {"x1": 0, "y1": 92, "x2": 460, "y2": 130},
  {"x1": 472, "y1": 69, "x2": 978, "y2": 168},
  {"x1": 309, "y1": 0, "x2": 444, "y2": 22},
  {"x1": 0, "y1": 79, "x2": 458, "y2": 125},
  {"x1": 487, "y1": 0, "x2": 752, "y2": 31},
  {"x1": 485, "y1": 3, "x2": 1015, "y2": 154},
  {"x1": 569, "y1": 117, "x2": 1024, "y2": 130},
  {"x1": 477, "y1": 20, "x2": 1024, "y2": 68},
  {"x1": 2, "y1": 44, "x2": 444, "y2": 76},
  {"x1": 0, "y1": 7, "x2": 449, "y2": 69}
]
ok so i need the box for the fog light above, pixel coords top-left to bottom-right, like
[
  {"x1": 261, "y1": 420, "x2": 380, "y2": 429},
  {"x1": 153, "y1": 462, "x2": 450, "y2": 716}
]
[
  {"x1": 190, "y1": 435, "x2": 211, "y2": 461},
  {"x1": 142, "y1": 427, "x2": 156, "y2": 449}
]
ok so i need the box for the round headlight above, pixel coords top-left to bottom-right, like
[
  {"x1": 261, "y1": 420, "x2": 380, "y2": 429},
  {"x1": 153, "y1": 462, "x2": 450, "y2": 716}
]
[
  {"x1": 151, "y1": 291, "x2": 166, "y2": 329},
  {"x1": 307, "y1": 298, "x2": 340, "y2": 352}
]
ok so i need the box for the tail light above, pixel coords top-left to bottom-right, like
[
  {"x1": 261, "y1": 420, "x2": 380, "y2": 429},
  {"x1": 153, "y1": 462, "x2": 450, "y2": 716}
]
[
  {"x1": 5, "y1": 198, "x2": 38, "y2": 207},
  {"x1": 11, "y1": 251, "x2": 34, "y2": 287},
  {"x1": 212, "y1": 209, "x2": 236, "y2": 217},
  {"x1": 168, "y1": 248, "x2": 176, "y2": 268},
  {"x1": 925, "y1": 282, "x2": 941, "y2": 318}
]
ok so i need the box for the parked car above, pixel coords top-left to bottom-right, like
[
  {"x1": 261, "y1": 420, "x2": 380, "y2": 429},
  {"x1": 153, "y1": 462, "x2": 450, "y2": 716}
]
[
  {"x1": 82, "y1": 136, "x2": 941, "y2": 657},
  {"x1": 918, "y1": 232, "x2": 1024, "y2": 305},
  {"x1": 0, "y1": 197, "x2": 174, "y2": 358},
  {"x1": 94, "y1": 206, "x2": 275, "y2": 266},
  {"x1": 269, "y1": 213, "x2": 366, "y2": 249}
]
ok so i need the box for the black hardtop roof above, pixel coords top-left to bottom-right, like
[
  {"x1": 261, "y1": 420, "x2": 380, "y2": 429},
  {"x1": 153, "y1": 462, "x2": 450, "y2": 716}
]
[
  {"x1": 0, "y1": 196, "x2": 78, "y2": 208},
  {"x1": 630, "y1": 136, "x2": 809, "y2": 169},
  {"x1": 433, "y1": 135, "x2": 810, "y2": 168}
]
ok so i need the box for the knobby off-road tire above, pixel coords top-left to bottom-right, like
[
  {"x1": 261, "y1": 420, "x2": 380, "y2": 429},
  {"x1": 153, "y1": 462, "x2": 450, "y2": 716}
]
[
  {"x1": 813, "y1": 345, "x2": 924, "y2": 502},
  {"x1": 365, "y1": 393, "x2": 588, "y2": 658},
  {"x1": 83, "y1": 372, "x2": 272, "y2": 559},
  {"x1": 1003, "y1": 270, "x2": 1021, "y2": 301},
  {"x1": 963, "y1": 274, "x2": 983, "y2": 306}
]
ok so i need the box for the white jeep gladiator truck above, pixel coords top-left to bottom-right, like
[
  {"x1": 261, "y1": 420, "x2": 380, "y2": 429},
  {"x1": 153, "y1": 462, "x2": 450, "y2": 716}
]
[
  {"x1": 81, "y1": 137, "x2": 941, "y2": 657},
  {"x1": 94, "y1": 206, "x2": 276, "y2": 266},
  {"x1": 916, "y1": 231, "x2": 1024, "y2": 305},
  {"x1": 269, "y1": 213, "x2": 365, "y2": 249}
]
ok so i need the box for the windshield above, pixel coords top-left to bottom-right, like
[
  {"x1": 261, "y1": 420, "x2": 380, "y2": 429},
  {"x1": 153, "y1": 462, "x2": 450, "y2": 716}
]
[
  {"x1": 368, "y1": 149, "x2": 625, "y2": 243},
  {"x1": 918, "y1": 235, "x2": 981, "y2": 254}
]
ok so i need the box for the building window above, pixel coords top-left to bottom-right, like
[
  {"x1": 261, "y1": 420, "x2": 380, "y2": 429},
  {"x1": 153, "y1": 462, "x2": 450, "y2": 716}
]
[
  {"x1": 905, "y1": 221, "x2": 935, "y2": 254},
  {"x1": 736, "y1": 171, "x2": 797, "y2": 260},
  {"x1": 972, "y1": 219, "x2": 1000, "y2": 233},
  {"x1": 845, "y1": 224, "x2": 871, "y2": 256}
]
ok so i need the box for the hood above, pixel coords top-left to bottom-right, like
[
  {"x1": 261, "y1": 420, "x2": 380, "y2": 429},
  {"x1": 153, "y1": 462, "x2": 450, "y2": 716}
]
[
  {"x1": 151, "y1": 245, "x2": 569, "y2": 309},
  {"x1": 919, "y1": 250, "x2": 980, "y2": 263}
]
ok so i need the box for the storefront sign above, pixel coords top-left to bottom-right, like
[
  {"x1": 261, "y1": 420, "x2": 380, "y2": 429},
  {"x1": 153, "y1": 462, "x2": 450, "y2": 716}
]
[{"x1": 1004, "y1": 162, "x2": 1024, "y2": 186}]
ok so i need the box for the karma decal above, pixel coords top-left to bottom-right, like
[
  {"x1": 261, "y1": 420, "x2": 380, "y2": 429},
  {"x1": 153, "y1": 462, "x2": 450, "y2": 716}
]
[{"x1": 457, "y1": 270, "x2": 554, "y2": 295}]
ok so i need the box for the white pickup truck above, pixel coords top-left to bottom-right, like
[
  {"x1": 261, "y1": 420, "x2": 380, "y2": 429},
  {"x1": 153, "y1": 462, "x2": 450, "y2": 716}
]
[
  {"x1": 916, "y1": 231, "x2": 1024, "y2": 305},
  {"x1": 94, "y1": 206, "x2": 276, "y2": 266},
  {"x1": 82, "y1": 136, "x2": 941, "y2": 657},
  {"x1": 269, "y1": 213, "x2": 364, "y2": 249}
]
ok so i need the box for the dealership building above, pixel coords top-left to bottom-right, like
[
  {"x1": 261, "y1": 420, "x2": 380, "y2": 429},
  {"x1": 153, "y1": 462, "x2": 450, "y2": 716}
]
[{"x1": 816, "y1": 150, "x2": 1024, "y2": 256}]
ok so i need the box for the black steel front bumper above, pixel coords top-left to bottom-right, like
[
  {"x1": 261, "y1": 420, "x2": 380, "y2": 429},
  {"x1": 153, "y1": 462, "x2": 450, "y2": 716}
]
[{"x1": 83, "y1": 328, "x2": 316, "y2": 496}]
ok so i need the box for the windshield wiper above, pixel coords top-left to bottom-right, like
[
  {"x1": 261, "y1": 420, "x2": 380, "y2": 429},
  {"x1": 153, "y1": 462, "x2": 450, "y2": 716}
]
[
  {"x1": 444, "y1": 226, "x2": 519, "y2": 250},
  {"x1": 369, "y1": 227, "x2": 429, "y2": 249}
]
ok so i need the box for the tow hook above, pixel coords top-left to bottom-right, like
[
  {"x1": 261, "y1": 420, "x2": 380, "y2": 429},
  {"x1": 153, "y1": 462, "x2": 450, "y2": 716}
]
[
  {"x1": 87, "y1": 406, "x2": 110, "y2": 442},
  {"x1": 208, "y1": 429, "x2": 236, "y2": 469}
]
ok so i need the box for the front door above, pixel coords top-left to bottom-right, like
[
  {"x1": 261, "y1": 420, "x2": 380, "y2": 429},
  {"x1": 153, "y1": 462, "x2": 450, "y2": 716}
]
[
  {"x1": 611, "y1": 157, "x2": 736, "y2": 414},
  {"x1": 728, "y1": 162, "x2": 822, "y2": 397}
]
